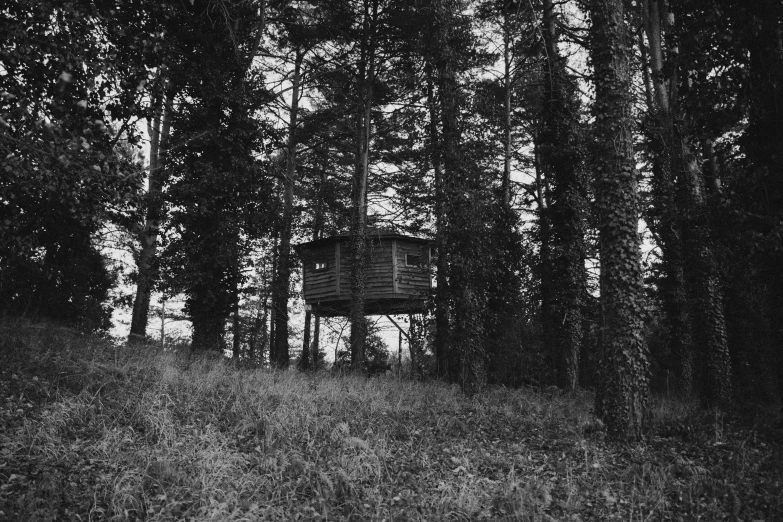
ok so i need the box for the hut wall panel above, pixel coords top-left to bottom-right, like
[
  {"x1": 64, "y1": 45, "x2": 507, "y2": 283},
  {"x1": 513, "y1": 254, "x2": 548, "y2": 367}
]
[
  {"x1": 338, "y1": 241, "x2": 351, "y2": 295},
  {"x1": 397, "y1": 279, "x2": 430, "y2": 293},
  {"x1": 305, "y1": 276, "x2": 337, "y2": 300},
  {"x1": 366, "y1": 242, "x2": 394, "y2": 297},
  {"x1": 395, "y1": 242, "x2": 431, "y2": 294},
  {"x1": 337, "y1": 240, "x2": 395, "y2": 296},
  {"x1": 307, "y1": 283, "x2": 337, "y2": 300},
  {"x1": 302, "y1": 244, "x2": 337, "y2": 301}
]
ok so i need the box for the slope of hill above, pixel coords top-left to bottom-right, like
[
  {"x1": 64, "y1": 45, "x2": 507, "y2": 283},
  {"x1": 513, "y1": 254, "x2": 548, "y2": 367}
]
[{"x1": 1, "y1": 322, "x2": 781, "y2": 521}]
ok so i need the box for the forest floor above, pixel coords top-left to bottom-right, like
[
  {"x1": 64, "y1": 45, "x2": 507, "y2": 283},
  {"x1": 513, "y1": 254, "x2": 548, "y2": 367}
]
[{"x1": 0, "y1": 322, "x2": 781, "y2": 521}]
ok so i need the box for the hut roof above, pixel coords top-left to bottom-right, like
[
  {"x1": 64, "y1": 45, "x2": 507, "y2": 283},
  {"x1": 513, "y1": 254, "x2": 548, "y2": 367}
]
[{"x1": 295, "y1": 230, "x2": 433, "y2": 251}]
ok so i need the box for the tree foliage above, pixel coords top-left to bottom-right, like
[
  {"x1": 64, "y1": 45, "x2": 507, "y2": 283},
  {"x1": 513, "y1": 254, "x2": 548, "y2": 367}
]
[{"x1": 0, "y1": 0, "x2": 157, "y2": 329}]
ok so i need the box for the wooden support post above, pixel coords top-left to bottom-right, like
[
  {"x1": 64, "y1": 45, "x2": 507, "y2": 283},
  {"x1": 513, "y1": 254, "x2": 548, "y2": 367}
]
[
  {"x1": 409, "y1": 314, "x2": 418, "y2": 378},
  {"x1": 398, "y1": 328, "x2": 402, "y2": 371},
  {"x1": 385, "y1": 315, "x2": 411, "y2": 342}
]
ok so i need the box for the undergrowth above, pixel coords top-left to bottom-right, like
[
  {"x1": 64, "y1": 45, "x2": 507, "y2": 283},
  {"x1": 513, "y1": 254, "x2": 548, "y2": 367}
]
[{"x1": 1, "y1": 321, "x2": 781, "y2": 521}]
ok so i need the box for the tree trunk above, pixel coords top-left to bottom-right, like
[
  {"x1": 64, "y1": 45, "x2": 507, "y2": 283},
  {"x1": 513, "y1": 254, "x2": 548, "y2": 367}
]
[
  {"x1": 160, "y1": 298, "x2": 165, "y2": 348},
  {"x1": 348, "y1": 104, "x2": 370, "y2": 371},
  {"x1": 745, "y1": 1, "x2": 783, "y2": 407},
  {"x1": 433, "y1": 0, "x2": 485, "y2": 394},
  {"x1": 426, "y1": 62, "x2": 451, "y2": 379},
  {"x1": 129, "y1": 89, "x2": 174, "y2": 343},
  {"x1": 409, "y1": 315, "x2": 418, "y2": 378},
  {"x1": 312, "y1": 315, "x2": 321, "y2": 367},
  {"x1": 501, "y1": 11, "x2": 512, "y2": 207},
  {"x1": 258, "y1": 270, "x2": 271, "y2": 363},
  {"x1": 232, "y1": 283, "x2": 241, "y2": 358},
  {"x1": 270, "y1": 48, "x2": 303, "y2": 369},
  {"x1": 638, "y1": 29, "x2": 654, "y2": 110},
  {"x1": 249, "y1": 307, "x2": 260, "y2": 360},
  {"x1": 190, "y1": 300, "x2": 225, "y2": 353},
  {"x1": 301, "y1": 167, "x2": 327, "y2": 371},
  {"x1": 398, "y1": 328, "x2": 403, "y2": 371},
  {"x1": 301, "y1": 311, "x2": 311, "y2": 369},
  {"x1": 678, "y1": 134, "x2": 731, "y2": 407},
  {"x1": 250, "y1": 249, "x2": 273, "y2": 363},
  {"x1": 590, "y1": 0, "x2": 649, "y2": 441},
  {"x1": 309, "y1": 170, "x2": 326, "y2": 369},
  {"x1": 641, "y1": 0, "x2": 730, "y2": 405},
  {"x1": 701, "y1": 138, "x2": 721, "y2": 196},
  {"x1": 535, "y1": 142, "x2": 554, "y2": 382},
  {"x1": 268, "y1": 232, "x2": 279, "y2": 363},
  {"x1": 349, "y1": 0, "x2": 378, "y2": 372},
  {"x1": 538, "y1": 0, "x2": 587, "y2": 391},
  {"x1": 640, "y1": 0, "x2": 694, "y2": 394}
]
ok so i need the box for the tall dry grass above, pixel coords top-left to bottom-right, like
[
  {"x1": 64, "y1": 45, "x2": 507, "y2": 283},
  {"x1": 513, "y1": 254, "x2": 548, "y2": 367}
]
[{"x1": 1, "y1": 321, "x2": 780, "y2": 521}]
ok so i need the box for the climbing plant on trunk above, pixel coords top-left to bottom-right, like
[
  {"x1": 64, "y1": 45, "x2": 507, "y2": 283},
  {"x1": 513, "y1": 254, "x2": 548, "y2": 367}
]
[
  {"x1": 589, "y1": 0, "x2": 650, "y2": 441},
  {"x1": 639, "y1": 0, "x2": 730, "y2": 407},
  {"x1": 537, "y1": 0, "x2": 588, "y2": 391}
]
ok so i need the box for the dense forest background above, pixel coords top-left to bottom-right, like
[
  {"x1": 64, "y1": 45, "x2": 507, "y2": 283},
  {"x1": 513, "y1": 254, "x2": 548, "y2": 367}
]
[{"x1": 1, "y1": 0, "x2": 781, "y2": 441}]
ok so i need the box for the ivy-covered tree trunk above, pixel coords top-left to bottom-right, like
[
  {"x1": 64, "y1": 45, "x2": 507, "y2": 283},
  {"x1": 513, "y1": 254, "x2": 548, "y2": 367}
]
[
  {"x1": 349, "y1": 0, "x2": 378, "y2": 371},
  {"x1": 640, "y1": 93, "x2": 694, "y2": 392},
  {"x1": 270, "y1": 48, "x2": 303, "y2": 369},
  {"x1": 164, "y1": 0, "x2": 273, "y2": 356},
  {"x1": 590, "y1": 0, "x2": 649, "y2": 440},
  {"x1": 434, "y1": 0, "x2": 464, "y2": 386},
  {"x1": 640, "y1": 0, "x2": 730, "y2": 405},
  {"x1": 191, "y1": 307, "x2": 226, "y2": 352},
  {"x1": 535, "y1": 146, "x2": 554, "y2": 379},
  {"x1": 538, "y1": 0, "x2": 587, "y2": 391},
  {"x1": 434, "y1": 0, "x2": 486, "y2": 394},
  {"x1": 639, "y1": 0, "x2": 700, "y2": 392},
  {"x1": 129, "y1": 89, "x2": 174, "y2": 343},
  {"x1": 425, "y1": 61, "x2": 453, "y2": 380},
  {"x1": 678, "y1": 134, "x2": 731, "y2": 407},
  {"x1": 188, "y1": 209, "x2": 236, "y2": 352}
]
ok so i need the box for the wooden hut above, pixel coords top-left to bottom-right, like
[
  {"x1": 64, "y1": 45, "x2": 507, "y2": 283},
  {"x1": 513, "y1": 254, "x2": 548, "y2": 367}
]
[{"x1": 295, "y1": 231, "x2": 433, "y2": 317}]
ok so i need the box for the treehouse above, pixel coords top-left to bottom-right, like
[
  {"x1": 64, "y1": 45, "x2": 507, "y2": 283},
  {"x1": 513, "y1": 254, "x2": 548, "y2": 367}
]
[{"x1": 295, "y1": 231, "x2": 433, "y2": 317}]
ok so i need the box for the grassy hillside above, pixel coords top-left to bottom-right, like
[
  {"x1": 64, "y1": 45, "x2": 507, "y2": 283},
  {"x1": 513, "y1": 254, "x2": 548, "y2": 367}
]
[{"x1": 1, "y1": 322, "x2": 781, "y2": 521}]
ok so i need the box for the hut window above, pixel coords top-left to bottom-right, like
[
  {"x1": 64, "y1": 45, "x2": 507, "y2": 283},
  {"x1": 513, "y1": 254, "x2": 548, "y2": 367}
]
[
  {"x1": 405, "y1": 253, "x2": 422, "y2": 267},
  {"x1": 314, "y1": 260, "x2": 328, "y2": 271}
]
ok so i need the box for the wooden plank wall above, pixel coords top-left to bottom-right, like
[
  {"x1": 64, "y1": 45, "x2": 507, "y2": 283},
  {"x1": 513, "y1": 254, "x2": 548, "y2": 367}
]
[
  {"x1": 391, "y1": 240, "x2": 399, "y2": 293},
  {"x1": 303, "y1": 244, "x2": 337, "y2": 301},
  {"x1": 396, "y1": 242, "x2": 430, "y2": 295},
  {"x1": 365, "y1": 239, "x2": 395, "y2": 298},
  {"x1": 303, "y1": 238, "x2": 431, "y2": 304},
  {"x1": 338, "y1": 239, "x2": 398, "y2": 299},
  {"x1": 338, "y1": 239, "x2": 351, "y2": 296}
]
